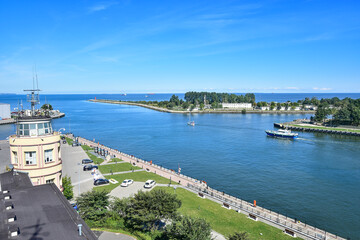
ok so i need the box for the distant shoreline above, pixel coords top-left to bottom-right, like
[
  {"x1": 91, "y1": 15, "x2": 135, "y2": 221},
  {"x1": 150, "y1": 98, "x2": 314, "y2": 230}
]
[{"x1": 89, "y1": 99, "x2": 316, "y2": 114}]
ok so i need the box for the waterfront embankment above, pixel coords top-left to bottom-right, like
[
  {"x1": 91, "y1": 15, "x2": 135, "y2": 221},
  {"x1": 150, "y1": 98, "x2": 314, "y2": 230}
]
[
  {"x1": 0, "y1": 112, "x2": 65, "y2": 125},
  {"x1": 73, "y1": 135, "x2": 344, "y2": 240},
  {"x1": 275, "y1": 121, "x2": 360, "y2": 136},
  {"x1": 89, "y1": 99, "x2": 316, "y2": 114}
]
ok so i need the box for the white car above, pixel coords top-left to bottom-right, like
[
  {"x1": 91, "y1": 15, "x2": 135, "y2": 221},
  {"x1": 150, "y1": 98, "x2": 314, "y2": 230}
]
[
  {"x1": 144, "y1": 180, "x2": 156, "y2": 189},
  {"x1": 121, "y1": 179, "x2": 134, "y2": 187}
]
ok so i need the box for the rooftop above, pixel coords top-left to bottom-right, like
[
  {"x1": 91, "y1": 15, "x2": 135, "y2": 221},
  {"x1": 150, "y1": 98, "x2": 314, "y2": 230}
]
[{"x1": 0, "y1": 171, "x2": 97, "y2": 240}]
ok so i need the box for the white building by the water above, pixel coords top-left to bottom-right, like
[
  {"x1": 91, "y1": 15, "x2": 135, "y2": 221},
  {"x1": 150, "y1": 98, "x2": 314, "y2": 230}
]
[
  {"x1": 222, "y1": 103, "x2": 253, "y2": 109},
  {"x1": 0, "y1": 103, "x2": 11, "y2": 119}
]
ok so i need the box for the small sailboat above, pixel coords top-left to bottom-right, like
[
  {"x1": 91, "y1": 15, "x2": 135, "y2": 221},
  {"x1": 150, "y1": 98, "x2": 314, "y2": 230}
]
[{"x1": 187, "y1": 113, "x2": 195, "y2": 126}]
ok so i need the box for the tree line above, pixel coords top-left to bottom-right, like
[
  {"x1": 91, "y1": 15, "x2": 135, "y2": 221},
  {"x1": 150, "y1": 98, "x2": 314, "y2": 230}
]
[{"x1": 314, "y1": 97, "x2": 360, "y2": 125}]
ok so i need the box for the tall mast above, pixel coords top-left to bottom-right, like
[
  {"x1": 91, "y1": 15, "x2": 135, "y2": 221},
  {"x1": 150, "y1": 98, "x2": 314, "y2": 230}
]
[{"x1": 24, "y1": 67, "x2": 41, "y2": 116}]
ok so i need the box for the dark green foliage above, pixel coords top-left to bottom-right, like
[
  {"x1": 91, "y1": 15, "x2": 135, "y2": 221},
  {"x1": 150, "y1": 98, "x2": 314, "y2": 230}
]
[
  {"x1": 314, "y1": 105, "x2": 331, "y2": 122},
  {"x1": 124, "y1": 188, "x2": 181, "y2": 231},
  {"x1": 170, "y1": 95, "x2": 181, "y2": 106},
  {"x1": 62, "y1": 176, "x2": 73, "y2": 200},
  {"x1": 110, "y1": 197, "x2": 131, "y2": 217},
  {"x1": 184, "y1": 92, "x2": 255, "y2": 104},
  {"x1": 41, "y1": 103, "x2": 53, "y2": 110},
  {"x1": 164, "y1": 215, "x2": 212, "y2": 240},
  {"x1": 77, "y1": 189, "x2": 110, "y2": 222},
  {"x1": 228, "y1": 231, "x2": 250, "y2": 240}
]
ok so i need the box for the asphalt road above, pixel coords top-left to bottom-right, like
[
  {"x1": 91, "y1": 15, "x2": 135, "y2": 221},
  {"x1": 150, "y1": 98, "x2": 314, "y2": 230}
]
[{"x1": 61, "y1": 142, "x2": 102, "y2": 197}]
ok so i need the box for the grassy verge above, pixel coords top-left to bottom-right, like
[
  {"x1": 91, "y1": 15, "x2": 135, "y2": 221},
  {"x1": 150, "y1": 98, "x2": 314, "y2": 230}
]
[
  {"x1": 157, "y1": 187, "x2": 300, "y2": 240},
  {"x1": 109, "y1": 157, "x2": 123, "y2": 163},
  {"x1": 86, "y1": 152, "x2": 104, "y2": 165},
  {"x1": 290, "y1": 124, "x2": 360, "y2": 133},
  {"x1": 81, "y1": 145, "x2": 94, "y2": 151},
  {"x1": 65, "y1": 137, "x2": 73, "y2": 145},
  {"x1": 99, "y1": 162, "x2": 141, "y2": 174},
  {"x1": 95, "y1": 171, "x2": 178, "y2": 192}
]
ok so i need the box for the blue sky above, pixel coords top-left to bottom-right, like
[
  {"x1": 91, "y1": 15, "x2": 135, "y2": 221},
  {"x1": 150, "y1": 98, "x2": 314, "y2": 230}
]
[{"x1": 0, "y1": 0, "x2": 359, "y2": 93}]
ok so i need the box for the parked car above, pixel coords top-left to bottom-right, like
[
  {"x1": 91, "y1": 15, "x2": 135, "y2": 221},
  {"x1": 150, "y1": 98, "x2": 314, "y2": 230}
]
[
  {"x1": 72, "y1": 142, "x2": 79, "y2": 147},
  {"x1": 121, "y1": 179, "x2": 134, "y2": 187},
  {"x1": 94, "y1": 178, "x2": 109, "y2": 186},
  {"x1": 83, "y1": 164, "x2": 98, "y2": 171},
  {"x1": 82, "y1": 159, "x2": 93, "y2": 164},
  {"x1": 144, "y1": 180, "x2": 156, "y2": 189}
]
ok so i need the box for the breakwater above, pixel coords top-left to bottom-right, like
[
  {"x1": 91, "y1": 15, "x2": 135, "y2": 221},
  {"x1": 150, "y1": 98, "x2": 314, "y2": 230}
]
[
  {"x1": 275, "y1": 123, "x2": 360, "y2": 137},
  {"x1": 89, "y1": 99, "x2": 316, "y2": 114},
  {"x1": 74, "y1": 135, "x2": 344, "y2": 240}
]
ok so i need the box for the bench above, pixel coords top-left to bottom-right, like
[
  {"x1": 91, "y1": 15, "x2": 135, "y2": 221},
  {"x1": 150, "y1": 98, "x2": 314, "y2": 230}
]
[
  {"x1": 223, "y1": 202, "x2": 231, "y2": 209},
  {"x1": 248, "y1": 213, "x2": 258, "y2": 221},
  {"x1": 198, "y1": 192, "x2": 205, "y2": 198},
  {"x1": 284, "y1": 229, "x2": 296, "y2": 237}
]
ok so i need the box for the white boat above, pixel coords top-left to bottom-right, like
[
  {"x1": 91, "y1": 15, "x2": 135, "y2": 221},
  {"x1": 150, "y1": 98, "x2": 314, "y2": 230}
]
[
  {"x1": 187, "y1": 121, "x2": 195, "y2": 126},
  {"x1": 187, "y1": 114, "x2": 195, "y2": 126},
  {"x1": 265, "y1": 129, "x2": 298, "y2": 138}
]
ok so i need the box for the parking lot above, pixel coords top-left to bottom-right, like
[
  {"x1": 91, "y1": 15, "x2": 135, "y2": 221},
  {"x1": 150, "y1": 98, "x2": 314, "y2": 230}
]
[{"x1": 61, "y1": 141, "x2": 103, "y2": 197}]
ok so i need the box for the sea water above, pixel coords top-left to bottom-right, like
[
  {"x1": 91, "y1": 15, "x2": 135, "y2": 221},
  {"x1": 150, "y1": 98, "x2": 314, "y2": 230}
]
[{"x1": 0, "y1": 93, "x2": 359, "y2": 239}]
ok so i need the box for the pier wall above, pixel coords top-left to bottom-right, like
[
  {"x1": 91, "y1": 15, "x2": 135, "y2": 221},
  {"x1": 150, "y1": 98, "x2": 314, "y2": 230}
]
[
  {"x1": 75, "y1": 135, "x2": 345, "y2": 240},
  {"x1": 275, "y1": 123, "x2": 360, "y2": 137}
]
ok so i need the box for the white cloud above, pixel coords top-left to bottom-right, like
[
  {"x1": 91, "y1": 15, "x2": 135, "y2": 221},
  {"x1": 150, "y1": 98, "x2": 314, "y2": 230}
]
[
  {"x1": 88, "y1": 2, "x2": 118, "y2": 13},
  {"x1": 313, "y1": 87, "x2": 332, "y2": 91}
]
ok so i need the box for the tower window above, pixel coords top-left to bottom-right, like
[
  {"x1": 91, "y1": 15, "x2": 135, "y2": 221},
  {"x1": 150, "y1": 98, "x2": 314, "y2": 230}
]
[
  {"x1": 44, "y1": 149, "x2": 53, "y2": 163},
  {"x1": 25, "y1": 151, "x2": 37, "y2": 165}
]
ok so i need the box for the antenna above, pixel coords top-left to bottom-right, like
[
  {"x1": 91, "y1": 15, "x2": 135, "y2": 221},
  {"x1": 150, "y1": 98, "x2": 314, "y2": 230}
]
[{"x1": 24, "y1": 65, "x2": 41, "y2": 116}]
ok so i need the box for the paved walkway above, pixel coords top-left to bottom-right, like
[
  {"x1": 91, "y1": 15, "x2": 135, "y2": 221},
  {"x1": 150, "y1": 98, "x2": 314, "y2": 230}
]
[
  {"x1": 103, "y1": 169, "x2": 144, "y2": 176},
  {"x1": 61, "y1": 142, "x2": 99, "y2": 197}
]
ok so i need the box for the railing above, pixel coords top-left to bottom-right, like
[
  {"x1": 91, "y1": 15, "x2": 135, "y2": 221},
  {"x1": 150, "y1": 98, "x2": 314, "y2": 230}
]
[
  {"x1": 186, "y1": 184, "x2": 343, "y2": 240},
  {"x1": 73, "y1": 135, "x2": 345, "y2": 240}
]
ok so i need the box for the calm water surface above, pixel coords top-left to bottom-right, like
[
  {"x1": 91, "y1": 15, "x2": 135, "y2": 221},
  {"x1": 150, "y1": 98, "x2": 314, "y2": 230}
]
[{"x1": 0, "y1": 93, "x2": 359, "y2": 239}]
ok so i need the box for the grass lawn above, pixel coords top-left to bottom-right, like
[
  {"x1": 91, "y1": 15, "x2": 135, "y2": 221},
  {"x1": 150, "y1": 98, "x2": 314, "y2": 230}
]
[
  {"x1": 291, "y1": 124, "x2": 360, "y2": 133},
  {"x1": 65, "y1": 137, "x2": 73, "y2": 145},
  {"x1": 86, "y1": 152, "x2": 104, "y2": 165},
  {"x1": 95, "y1": 171, "x2": 178, "y2": 192},
  {"x1": 157, "y1": 187, "x2": 300, "y2": 240},
  {"x1": 109, "y1": 157, "x2": 123, "y2": 163},
  {"x1": 99, "y1": 162, "x2": 141, "y2": 174},
  {"x1": 81, "y1": 145, "x2": 93, "y2": 151}
]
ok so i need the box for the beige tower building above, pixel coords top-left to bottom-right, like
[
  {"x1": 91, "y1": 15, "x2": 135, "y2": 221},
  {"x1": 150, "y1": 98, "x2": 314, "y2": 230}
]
[
  {"x1": 8, "y1": 87, "x2": 62, "y2": 190},
  {"x1": 9, "y1": 116, "x2": 62, "y2": 190}
]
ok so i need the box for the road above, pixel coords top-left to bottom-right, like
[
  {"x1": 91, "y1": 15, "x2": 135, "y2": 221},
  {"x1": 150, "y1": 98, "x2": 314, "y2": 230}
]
[{"x1": 61, "y1": 142, "x2": 100, "y2": 197}]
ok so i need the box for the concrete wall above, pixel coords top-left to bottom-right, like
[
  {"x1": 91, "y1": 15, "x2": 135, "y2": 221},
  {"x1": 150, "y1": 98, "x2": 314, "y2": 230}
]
[{"x1": 0, "y1": 103, "x2": 11, "y2": 119}]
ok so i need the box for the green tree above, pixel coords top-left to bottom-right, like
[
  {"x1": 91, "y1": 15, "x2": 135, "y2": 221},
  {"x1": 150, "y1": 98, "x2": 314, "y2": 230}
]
[
  {"x1": 228, "y1": 232, "x2": 250, "y2": 240},
  {"x1": 41, "y1": 104, "x2": 53, "y2": 110},
  {"x1": 62, "y1": 176, "x2": 73, "y2": 200},
  {"x1": 125, "y1": 188, "x2": 181, "y2": 231},
  {"x1": 199, "y1": 103, "x2": 205, "y2": 110},
  {"x1": 110, "y1": 197, "x2": 131, "y2": 217},
  {"x1": 164, "y1": 215, "x2": 211, "y2": 240},
  {"x1": 170, "y1": 95, "x2": 181, "y2": 106},
  {"x1": 314, "y1": 106, "x2": 331, "y2": 122},
  {"x1": 77, "y1": 189, "x2": 110, "y2": 222}
]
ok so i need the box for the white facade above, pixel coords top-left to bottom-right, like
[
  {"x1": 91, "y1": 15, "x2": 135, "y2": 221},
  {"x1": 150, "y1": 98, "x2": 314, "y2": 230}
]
[
  {"x1": 0, "y1": 103, "x2": 11, "y2": 119},
  {"x1": 222, "y1": 103, "x2": 253, "y2": 109},
  {"x1": 260, "y1": 106, "x2": 270, "y2": 110}
]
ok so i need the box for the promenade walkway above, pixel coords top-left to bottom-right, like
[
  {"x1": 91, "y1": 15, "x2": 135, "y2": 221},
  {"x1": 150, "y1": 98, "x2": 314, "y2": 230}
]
[{"x1": 75, "y1": 135, "x2": 345, "y2": 240}]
